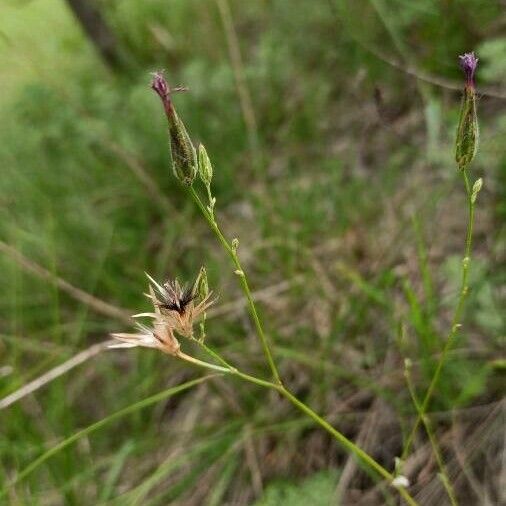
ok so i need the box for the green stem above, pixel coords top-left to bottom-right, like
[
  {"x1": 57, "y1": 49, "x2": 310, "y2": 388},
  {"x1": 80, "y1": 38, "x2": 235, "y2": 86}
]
[
  {"x1": 176, "y1": 350, "x2": 232, "y2": 374},
  {"x1": 178, "y1": 345, "x2": 418, "y2": 504},
  {"x1": 404, "y1": 363, "x2": 458, "y2": 505},
  {"x1": 403, "y1": 170, "x2": 475, "y2": 459},
  {"x1": 188, "y1": 186, "x2": 281, "y2": 384},
  {"x1": 186, "y1": 187, "x2": 419, "y2": 503},
  {"x1": 277, "y1": 386, "x2": 417, "y2": 505},
  {"x1": 198, "y1": 340, "x2": 236, "y2": 370}
]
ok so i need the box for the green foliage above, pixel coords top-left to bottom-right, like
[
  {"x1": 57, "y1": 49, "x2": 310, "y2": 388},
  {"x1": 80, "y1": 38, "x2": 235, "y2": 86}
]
[{"x1": 254, "y1": 470, "x2": 340, "y2": 506}]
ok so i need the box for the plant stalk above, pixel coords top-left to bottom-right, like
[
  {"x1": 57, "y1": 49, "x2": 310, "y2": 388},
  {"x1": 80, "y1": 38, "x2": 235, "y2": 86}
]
[
  {"x1": 404, "y1": 363, "x2": 458, "y2": 505},
  {"x1": 181, "y1": 342, "x2": 418, "y2": 505},
  {"x1": 188, "y1": 186, "x2": 281, "y2": 384},
  {"x1": 186, "y1": 186, "x2": 418, "y2": 504},
  {"x1": 403, "y1": 170, "x2": 475, "y2": 458}
]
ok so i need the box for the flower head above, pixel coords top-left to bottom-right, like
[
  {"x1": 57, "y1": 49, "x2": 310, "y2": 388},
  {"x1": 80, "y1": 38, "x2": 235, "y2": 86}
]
[
  {"x1": 150, "y1": 70, "x2": 197, "y2": 185},
  {"x1": 459, "y1": 52, "x2": 478, "y2": 89},
  {"x1": 110, "y1": 272, "x2": 215, "y2": 355},
  {"x1": 456, "y1": 52, "x2": 479, "y2": 170},
  {"x1": 146, "y1": 274, "x2": 215, "y2": 338},
  {"x1": 151, "y1": 71, "x2": 171, "y2": 111}
]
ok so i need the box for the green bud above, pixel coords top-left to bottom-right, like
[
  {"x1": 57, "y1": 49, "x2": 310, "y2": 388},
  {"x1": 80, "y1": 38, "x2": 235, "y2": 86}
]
[
  {"x1": 471, "y1": 177, "x2": 483, "y2": 203},
  {"x1": 168, "y1": 109, "x2": 197, "y2": 185},
  {"x1": 193, "y1": 266, "x2": 209, "y2": 300},
  {"x1": 198, "y1": 144, "x2": 213, "y2": 186}
]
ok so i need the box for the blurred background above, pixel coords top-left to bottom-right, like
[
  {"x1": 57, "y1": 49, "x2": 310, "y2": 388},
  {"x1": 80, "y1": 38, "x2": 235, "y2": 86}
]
[{"x1": 0, "y1": 0, "x2": 505, "y2": 504}]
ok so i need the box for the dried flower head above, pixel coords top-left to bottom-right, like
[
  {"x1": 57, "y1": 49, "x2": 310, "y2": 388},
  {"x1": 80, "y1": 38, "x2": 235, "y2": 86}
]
[
  {"x1": 147, "y1": 274, "x2": 215, "y2": 338},
  {"x1": 110, "y1": 319, "x2": 180, "y2": 355},
  {"x1": 110, "y1": 272, "x2": 215, "y2": 355}
]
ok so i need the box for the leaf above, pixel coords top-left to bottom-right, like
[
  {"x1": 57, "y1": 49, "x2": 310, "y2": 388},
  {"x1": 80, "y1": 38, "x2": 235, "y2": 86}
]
[
  {"x1": 1, "y1": 375, "x2": 215, "y2": 496},
  {"x1": 254, "y1": 470, "x2": 340, "y2": 506}
]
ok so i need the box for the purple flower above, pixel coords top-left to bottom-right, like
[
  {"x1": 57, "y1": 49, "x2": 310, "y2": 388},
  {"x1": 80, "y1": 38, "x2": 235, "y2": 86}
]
[
  {"x1": 151, "y1": 71, "x2": 172, "y2": 113},
  {"x1": 459, "y1": 52, "x2": 478, "y2": 88}
]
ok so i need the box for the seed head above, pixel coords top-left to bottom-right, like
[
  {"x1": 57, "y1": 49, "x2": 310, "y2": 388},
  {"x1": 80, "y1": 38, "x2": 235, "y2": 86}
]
[{"x1": 110, "y1": 272, "x2": 216, "y2": 355}]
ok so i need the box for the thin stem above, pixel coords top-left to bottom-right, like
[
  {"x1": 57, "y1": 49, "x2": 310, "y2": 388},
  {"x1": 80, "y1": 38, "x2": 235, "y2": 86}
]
[
  {"x1": 278, "y1": 386, "x2": 418, "y2": 506},
  {"x1": 198, "y1": 340, "x2": 236, "y2": 370},
  {"x1": 186, "y1": 183, "x2": 419, "y2": 503},
  {"x1": 279, "y1": 387, "x2": 391, "y2": 479},
  {"x1": 188, "y1": 186, "x2": 282, "y2": 384},
  {"x1": 404, "y1": 363, "x2": 458, "y2": 505},
  {"x1": 176, "y1": 350, "x2": 231, "y2": 374},
  {"x1": 180, "y1": 346, "x2": 280, "y2": 390},
  {"x1": 233, "y1": 270, "x2": 281, "y2": 384},
  {"x1": 403, "y1": 170, "x2": 475, "y2": 459},
  {"x1": 2, "y1": 376, "x2": 215, "y2": 496},
  {"x1": 205, "y1": 183, "x2": 215, "y2": 218},
  {"x1": 232, "y1": 369, "x2": 281, "y2": 390}
]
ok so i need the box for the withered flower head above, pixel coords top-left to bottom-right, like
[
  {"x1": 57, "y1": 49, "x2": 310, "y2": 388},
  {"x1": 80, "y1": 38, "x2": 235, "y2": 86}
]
[
  {"x1": 110, "y1": 272, "x2": 215, "y2": 355},
  {"x1": 147, "y1": 274, "x2": 215, "y2": 338},
  {"x1": 110, "y1": 320, "x2": 180, "y2": 355}
]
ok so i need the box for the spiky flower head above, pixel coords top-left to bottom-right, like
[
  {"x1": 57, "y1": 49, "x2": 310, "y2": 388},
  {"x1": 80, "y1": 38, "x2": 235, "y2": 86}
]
[
  {"x1": 110, "y1": 272, "x2": 215, "y2": 354},
  {"x1": 151, "y1": 71, "x2": 197, "y2": 185}
]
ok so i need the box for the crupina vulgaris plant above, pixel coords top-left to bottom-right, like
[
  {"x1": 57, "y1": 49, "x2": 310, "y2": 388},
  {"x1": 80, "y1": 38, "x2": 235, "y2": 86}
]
[
  {"x1": 111, "y1": 58, "x2": 483, "y2": 505},
  {"x1": 397, "y1": 52, "x2": 483, "y2": 505}
]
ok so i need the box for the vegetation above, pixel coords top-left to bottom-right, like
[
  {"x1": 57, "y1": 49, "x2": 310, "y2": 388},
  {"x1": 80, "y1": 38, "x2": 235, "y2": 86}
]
[{"x1": 0, "y1": 1, "x2": 504, "y2": 504}]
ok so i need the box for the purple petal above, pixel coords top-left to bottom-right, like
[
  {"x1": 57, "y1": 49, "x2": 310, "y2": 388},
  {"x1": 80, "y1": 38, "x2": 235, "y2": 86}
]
[{"x1": 459, "y1": 52, "x2": 478, "y2": 87}]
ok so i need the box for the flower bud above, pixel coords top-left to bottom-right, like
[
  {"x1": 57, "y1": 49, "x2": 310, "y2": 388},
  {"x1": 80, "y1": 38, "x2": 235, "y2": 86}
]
[
  {"x1": 193, "y1": 266, "x2": 209, "y2": 301},
  {"x1": 151, "y1": 71, "x2": 197, "y2": 185},
  {"x1": 198, "y1": 144, "x2": 213, "y2": 186},
  {"x1": 459, "y1": 52, "x2": 478, "y2": 90},
  {"x1": 471, "y1": 177, "x2": 483, "y2": 203},
  {"x1": 455, "y1": 53, "x2": 479, "y2": 170}
]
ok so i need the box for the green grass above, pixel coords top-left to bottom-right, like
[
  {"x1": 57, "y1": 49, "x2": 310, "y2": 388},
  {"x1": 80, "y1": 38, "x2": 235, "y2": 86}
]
[{"x1": 0, "y1": 0, "x2": 504, "y2": 504}]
